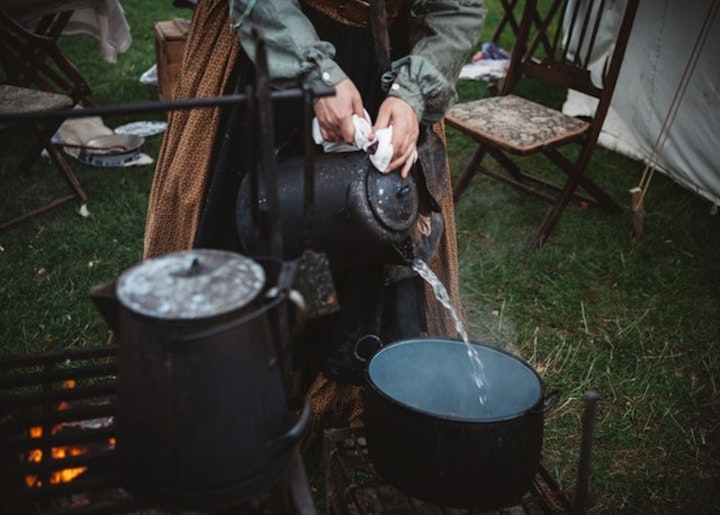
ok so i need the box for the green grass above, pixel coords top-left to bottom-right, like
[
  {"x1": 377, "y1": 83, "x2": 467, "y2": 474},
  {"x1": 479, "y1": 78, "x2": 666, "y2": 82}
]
[
  {"x1": 2, "y1": 1, "x2": 719, "y2": 513},
  {"x1": 449, "y1": 78, "x2": 720, "y2": 513}
]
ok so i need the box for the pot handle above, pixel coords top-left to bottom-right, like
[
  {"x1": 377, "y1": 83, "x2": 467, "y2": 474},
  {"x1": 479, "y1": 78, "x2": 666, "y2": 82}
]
[
  {"x1": 353, "y1": 334, "x2": 384, "y2": 363},
  {"x1": 536, "y1": 389, "x2": 562, "y2": 414},
  {"x1": 267, "y1": 397, "x2": 312, "y2": 457},
  {"x1": 171, "y1": 295, "x2": 284, "y2": 344}
]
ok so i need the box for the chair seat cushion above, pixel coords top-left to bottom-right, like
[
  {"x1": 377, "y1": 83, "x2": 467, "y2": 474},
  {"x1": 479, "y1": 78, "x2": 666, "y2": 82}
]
[
  {"x1": 445, "y1": 94, "x2": 590, "y2": 154},
  {"x1": 0, "y1": 84, "x2": 73, "y2": 115}
]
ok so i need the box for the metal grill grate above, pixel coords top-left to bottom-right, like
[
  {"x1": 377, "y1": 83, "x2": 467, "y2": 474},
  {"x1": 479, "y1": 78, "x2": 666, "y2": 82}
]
[
  {"x1": 323, "y1": 427, "x2": 574, "y2": 514},
  {"x1": 0, "y1": 345, "x2": 316, "y2": 515},
  {"x1": 0, "y1": 345, "x2": 146, "y2": 514}
]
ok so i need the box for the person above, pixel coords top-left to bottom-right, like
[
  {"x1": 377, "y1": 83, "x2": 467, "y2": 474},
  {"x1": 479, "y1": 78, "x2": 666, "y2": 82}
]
[{"x1": 143, "y1": 0, "x2": 486, "y2": 438}]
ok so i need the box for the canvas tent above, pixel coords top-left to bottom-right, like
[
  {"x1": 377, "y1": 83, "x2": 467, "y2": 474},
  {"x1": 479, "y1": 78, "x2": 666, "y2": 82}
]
[{"x1": 563, "y1": 0, "x2": 720, "y2": 208}]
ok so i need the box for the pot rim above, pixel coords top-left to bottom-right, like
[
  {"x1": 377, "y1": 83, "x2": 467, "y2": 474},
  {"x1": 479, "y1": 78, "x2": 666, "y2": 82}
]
[{"x1": 366, "y1": 337, "x2": 546, "y2": 423}]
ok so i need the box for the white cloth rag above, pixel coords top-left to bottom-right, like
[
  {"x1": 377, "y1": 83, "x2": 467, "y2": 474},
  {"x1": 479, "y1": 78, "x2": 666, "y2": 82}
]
[{"x1": 312, "y1": 110, "x2": 394, "y2": 172}]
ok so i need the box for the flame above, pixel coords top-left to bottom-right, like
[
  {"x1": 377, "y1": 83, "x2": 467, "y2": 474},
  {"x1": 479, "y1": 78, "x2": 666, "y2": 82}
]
[
  {"x1": 25, "y1": 380, "x2": 88, "y2": 488},
  {"x1": 48, "y1": 446, "x2": 88, "y2": 484},
  {"x1": 25, "y1": 426, "x2": 89, "y2": 487},
  {"x1": 25, "y1": 446, "x2": 43, "y2": 487}
]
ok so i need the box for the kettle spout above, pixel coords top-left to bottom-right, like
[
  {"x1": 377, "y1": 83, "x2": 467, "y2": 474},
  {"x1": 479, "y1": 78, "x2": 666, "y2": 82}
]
[{"x1": 88, "y1": 280, "x2": 120, "y2": 334}]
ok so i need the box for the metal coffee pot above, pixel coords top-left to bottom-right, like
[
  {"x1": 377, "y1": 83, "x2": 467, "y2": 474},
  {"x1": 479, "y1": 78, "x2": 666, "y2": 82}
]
[{"x1": 89, "y1": 249, "x2": 309, "y2": 510}]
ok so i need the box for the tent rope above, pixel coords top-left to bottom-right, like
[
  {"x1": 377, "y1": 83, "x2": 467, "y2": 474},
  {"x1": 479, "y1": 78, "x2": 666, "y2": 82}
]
[{"x1": 630, "y1": 1, "x2": 718, "y2": 235}]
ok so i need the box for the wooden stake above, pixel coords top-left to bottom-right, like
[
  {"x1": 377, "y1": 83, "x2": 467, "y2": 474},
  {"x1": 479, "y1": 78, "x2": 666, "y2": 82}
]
[{"x1": 629, "y1": 187, "x2": 645, "y2": 237}]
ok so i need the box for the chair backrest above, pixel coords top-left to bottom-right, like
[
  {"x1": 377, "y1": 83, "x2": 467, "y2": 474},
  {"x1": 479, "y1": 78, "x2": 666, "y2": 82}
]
[
  {"x1": 501, "y1": 0, "x2": 639, "y2": 104},
  {"x1": 488, "y1": 0, "x2": 555, "y2": 55},
  {"x1": 489, "y1": 0, "x2": 524, "y2": 46},
  {"x1": 0, "y1": 9, "x2": 90, "y2": 104}
]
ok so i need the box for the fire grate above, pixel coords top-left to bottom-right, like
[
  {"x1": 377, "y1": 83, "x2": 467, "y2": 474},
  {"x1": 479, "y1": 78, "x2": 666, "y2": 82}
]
[
  {"x1": 0, "y1": 345, "x2": 148, "y2": 515},
  {"x1": 323, "y1": 427, "x2": 574, "y2": 514},
  {"x1": 0, "y1": 345, "x2": 314, "y2": 515}
]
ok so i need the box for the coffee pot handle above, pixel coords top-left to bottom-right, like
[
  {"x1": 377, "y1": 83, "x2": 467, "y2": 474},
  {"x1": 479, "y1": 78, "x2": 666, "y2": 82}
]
[{"x1": 267, "y1": 397, "x2": 312, "y2": 456}]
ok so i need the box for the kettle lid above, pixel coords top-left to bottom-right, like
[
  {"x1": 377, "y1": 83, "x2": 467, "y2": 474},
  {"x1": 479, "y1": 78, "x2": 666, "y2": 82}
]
[
  {"x1": 116, "y1": 249, "x2": 265, "y2": 320},
  {"x1": 366, "y1": 168, "x2": 418, "y2": 232}
]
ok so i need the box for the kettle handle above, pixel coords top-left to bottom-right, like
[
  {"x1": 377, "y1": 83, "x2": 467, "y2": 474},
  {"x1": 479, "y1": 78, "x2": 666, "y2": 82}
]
[
  {"x1": 535, "y1": 389, "x2": 562, "y2": 414},
  {"x1": 267, "y1": 397, "x2": 312, "y2": 457},
  {"x1": 353, "y1": 334, "x2": 384, "y2": 363}
]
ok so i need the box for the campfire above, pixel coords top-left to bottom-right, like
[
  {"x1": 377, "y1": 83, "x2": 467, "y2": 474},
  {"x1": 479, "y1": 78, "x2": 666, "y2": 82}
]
[
  {"x1": 25, "y1": 424, "x2": 89, "y2": 488},
  {"x1": 23, "y1": 379, "x2": 116, "y2": 489},
  {"x1": 0, "y1": 346, "x2": 127, "y2": 513}
]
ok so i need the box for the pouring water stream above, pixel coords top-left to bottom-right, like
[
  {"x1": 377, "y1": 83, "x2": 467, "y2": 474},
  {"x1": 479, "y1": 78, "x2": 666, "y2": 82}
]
[{"x1": 412, "y1": 258, "x2": 488, "y2": 406}]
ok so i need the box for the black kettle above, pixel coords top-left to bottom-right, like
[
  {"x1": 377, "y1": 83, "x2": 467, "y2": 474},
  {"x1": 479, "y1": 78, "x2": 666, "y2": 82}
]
[{"x1": 236, "y1": 152, "x2": 419, "y2": 273}]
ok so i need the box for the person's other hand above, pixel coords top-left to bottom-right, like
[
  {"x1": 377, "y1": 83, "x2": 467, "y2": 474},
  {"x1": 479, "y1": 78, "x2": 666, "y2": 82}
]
[
  {"x1": 373, "y1": 96, "x2": 419, "y2": 178},
  {"x1": 313, "y1": 79, "x2": 365, "y2": 144}
]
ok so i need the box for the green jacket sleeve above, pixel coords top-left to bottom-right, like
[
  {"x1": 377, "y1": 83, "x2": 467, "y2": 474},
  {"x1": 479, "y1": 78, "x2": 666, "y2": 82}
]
[
  {"x1": 229, "y1": 0, "x2": 348, "y2": 90},
  {"x1": 229, "y1": 0, "x2": 487, "y2": 124},
  {"x1": 387, "y1": 0, "x2": 487, "y2": 124}
]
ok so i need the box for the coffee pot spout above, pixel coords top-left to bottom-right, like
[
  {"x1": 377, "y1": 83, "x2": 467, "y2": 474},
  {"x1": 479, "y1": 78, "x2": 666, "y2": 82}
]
[{"x1": 88, "y1": 280, "x2": 120, "y2": 334}]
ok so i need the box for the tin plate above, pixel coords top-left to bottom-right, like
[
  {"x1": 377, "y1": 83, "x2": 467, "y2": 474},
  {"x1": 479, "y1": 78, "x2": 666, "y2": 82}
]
[{"x1": 114, "y1": 120, "x2": 167, "y2": 137}]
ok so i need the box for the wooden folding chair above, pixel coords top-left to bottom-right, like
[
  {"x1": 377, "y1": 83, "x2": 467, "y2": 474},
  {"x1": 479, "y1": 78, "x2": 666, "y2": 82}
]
[
  {"x1": 0, "y1": 8, "x2": 91, "y2": 231},
  {"x1": 446, "y1": 0, "x2": 640, "y2": 251}
]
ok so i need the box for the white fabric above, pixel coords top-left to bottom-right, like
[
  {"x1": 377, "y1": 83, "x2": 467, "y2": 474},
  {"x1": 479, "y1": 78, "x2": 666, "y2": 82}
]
[
  {"x1": 61, "y1": 0, "x2": 131, "y2": 63},
  {"x1": 563, "y1": 0, "x2": 627, "y2": 88},
  {"x1": 55, "y1": 114, "x2": 114, "y2": 146},
  {"x1": 140, "y1": 64, "x2": 158, "y2": 86},
  {"x1": 7, "y1": 0, "x2": 131, "y2": 64},
  {"x1": 312, "y1": 110, "x2": 395, "y2": 172},
  {"x1": 459, "y1": 59, "x2": 508, "y2": 81},
  {"x1": 562, "y1": 0, "x2": 720, "y2": 208}
]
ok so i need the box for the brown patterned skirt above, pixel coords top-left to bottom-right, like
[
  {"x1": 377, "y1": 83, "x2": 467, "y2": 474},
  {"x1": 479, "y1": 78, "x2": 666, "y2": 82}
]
[{"x1": 143, "y1": 0, "x2": 241, "y2": 259}]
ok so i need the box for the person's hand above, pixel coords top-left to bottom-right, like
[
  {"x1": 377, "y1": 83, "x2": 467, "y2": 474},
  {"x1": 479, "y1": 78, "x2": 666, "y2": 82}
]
[
  {"x1": 372, "y1": 96, "x2": 419, "y2": 178},
  {"x1": 313, "y1": 78, "x2": 365, "y2": 144}
]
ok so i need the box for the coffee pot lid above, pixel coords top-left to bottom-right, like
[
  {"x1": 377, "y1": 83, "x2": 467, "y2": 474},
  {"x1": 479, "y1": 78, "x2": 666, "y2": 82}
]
[{"x1": 116, "y1": 249, "x2": 266, "y2": 320}]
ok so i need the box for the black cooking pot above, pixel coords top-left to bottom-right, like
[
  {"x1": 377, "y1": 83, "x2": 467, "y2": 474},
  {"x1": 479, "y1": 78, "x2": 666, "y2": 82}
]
[{"x1": 364, "y1": 338, "x2": 559, "y2": 510}]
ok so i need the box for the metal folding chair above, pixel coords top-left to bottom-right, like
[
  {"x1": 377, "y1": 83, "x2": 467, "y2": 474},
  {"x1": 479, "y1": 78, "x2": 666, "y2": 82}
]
[{"x1": 446, "y1": 0, "x2": 640, "y2": 251}]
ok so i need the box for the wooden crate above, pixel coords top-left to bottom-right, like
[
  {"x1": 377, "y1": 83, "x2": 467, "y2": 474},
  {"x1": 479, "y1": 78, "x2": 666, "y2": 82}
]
[{"x1": 154, "y1": 18, "x2": 190, "y2": 100}]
